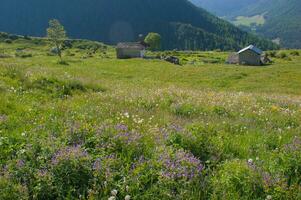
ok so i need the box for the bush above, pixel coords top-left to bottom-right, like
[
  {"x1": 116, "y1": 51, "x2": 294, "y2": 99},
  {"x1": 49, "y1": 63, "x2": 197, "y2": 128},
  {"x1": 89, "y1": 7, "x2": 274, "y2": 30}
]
[
  {"x1": 50, "y1": 146, "x2": 93, "y2": 198},
  {"x1": 15, "y1": 51, "x2": 33, "y2": 58},
  {"x1": 23, "y1": 35, "x2": 31, "y2": 40},
  {"x1": 166, "y1": 124, "x2": 222, "y2": 163},
  {"x1": 0, "y1": 176, "x2": 28, "y2": 200},
  {"x1": 8, "y1": 34, "x2": 19, "y2": 40},
  {"x1": 28, "y1": 77, "x2": 88, "y2": 97},
  {"x1": 2, "y1": 64, "x2": 26, "y2": 82},
  {"x1": 57, "y1": 60, "x2": 69, "y2": 65},
  {"x1": 290, "y1": 51, "x2": 300, "y2": 56},
  {"x1": 267, "y1": 51, "x2": 277, "y2": 58},
  {"x1": 0, "y1": 32, "x2": 9, "y2": 39},
  {"x1": 210, "y1": 160, "x2": 265, "y2": 199},
  {"x1": 277, "y1": 52, "x2": 288, "y2": 59},
  {"x1": 4, "y1": 39, "x2": 12, "y2": 44},
  {"x1": 62, "y1": 40, "x2": 73, "y2": 49},
  {"x1": 170, "y1": 103, "x2": 200, "y2": 117}
]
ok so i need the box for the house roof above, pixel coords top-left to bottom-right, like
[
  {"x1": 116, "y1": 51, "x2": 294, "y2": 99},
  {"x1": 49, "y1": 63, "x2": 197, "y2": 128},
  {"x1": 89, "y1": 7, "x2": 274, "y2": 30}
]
[
  {"x1": 238, "y1": 45, "x2": 263, "y2": 55},
  {"x1": 116, "y1": 42, "x2": 145, "y2": 50}
]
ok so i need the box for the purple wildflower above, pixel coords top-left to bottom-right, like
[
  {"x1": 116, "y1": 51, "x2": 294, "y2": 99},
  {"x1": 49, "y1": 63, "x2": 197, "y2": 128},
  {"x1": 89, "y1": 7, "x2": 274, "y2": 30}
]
[
  {"x1": 51, "y1": 145, "x2": 89, "y2": 165},
  {"x1": 93, "y1": 158, "x2": 102, "y2": 171},
  {"x1": 37, "y1": 169, "x2": 48, "y2": 177},
  {"x1": 284, "y1": 137, "x2": 301, "y2": 151},
  {"x1": 16, "y1": 159, "x2": 25, "y2": 168},
  {"x1": 114, "y1": 130, "x2": 142, "y2": 145},
  {"x1": 160, "y1": 149, "x2": 203, "y2": 181},
  {"x1": 115, "y1": 124, "x2": 128, "y2": 131}
]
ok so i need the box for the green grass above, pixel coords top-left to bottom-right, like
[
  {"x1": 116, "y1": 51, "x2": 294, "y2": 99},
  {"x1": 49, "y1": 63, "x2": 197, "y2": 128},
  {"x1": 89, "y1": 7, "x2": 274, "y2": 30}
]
[
  {"x1": 1, "y1": 37, "x2": 301, "y2": 199},
  {"x1": 233, "y1": 14, "x2": 266, "y2": 27}
]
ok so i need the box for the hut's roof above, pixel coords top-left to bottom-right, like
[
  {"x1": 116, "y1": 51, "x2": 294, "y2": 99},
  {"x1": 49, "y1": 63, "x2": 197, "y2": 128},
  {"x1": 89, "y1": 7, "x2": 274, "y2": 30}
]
[
  {"x1": 116, "y1": 42, "x2": 145, "y2": 50},
  {"x1": 238, "y1": 45, "x2": 263, "y2": 55}
]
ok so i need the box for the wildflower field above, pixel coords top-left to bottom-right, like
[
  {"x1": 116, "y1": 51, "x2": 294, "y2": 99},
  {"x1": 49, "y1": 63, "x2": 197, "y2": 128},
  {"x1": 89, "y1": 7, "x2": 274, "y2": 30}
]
[{"x1": 1, "y1": 37, "x2": 301, "y2": 199}]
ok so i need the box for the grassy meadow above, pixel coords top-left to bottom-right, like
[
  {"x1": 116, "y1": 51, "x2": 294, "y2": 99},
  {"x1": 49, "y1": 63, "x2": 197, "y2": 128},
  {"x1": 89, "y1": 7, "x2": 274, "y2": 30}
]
[
  {"x1": 233, "y1": 15, "x2": 266, "y2": 27},
  {"x1": 1, "y1": 36, "x2": 301, "y2": 199}
]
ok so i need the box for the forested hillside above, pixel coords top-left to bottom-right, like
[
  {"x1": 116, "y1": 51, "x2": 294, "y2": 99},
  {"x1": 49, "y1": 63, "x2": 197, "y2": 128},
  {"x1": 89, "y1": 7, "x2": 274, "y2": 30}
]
[
  {"x1": 190, "y1": 0, "x2": 301, "y2": 48},
  {"x1": 189, "y1": 0, "x2": 258, "y2": 16},
  {"x1": 0, "y1": 0, "x2": 277, "y2": 50},
  {"x1": 241, "y1": 0, "x2": 301, "y2": 48}
]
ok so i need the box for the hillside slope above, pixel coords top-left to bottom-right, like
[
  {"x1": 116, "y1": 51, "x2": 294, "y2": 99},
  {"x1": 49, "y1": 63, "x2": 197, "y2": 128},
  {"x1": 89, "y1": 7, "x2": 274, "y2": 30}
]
[
  {"x1": 0, "y1": 0, "x2": 277, "y2": 50},
  {"x1": 189, "y1": 0, "x2": 258, "y2": 16},
  {"x1": 240, "y1": 0, "x2": 301, "y2": 48},
  {"x1": 190, "y1": 0, "x2": 301, "y2": 48}
]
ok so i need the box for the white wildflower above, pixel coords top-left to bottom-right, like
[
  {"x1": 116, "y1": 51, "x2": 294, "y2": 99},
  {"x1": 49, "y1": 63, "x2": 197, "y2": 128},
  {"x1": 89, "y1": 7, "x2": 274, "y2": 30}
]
[
  {"x1": 19, "y1": 149, "x2": 26, "y2": 154},
  {"x1": 266, "y1": 195, "x2": 272, "y2": 200},
  {"x1": 108, "y1": 196, "x2": 116, "y2": 200},
  {"x1": 124, "y1": 112, "x2": 130, "y2": 118},
  {"x1": 111, "y1": 189, "x2": 118, "y2": 196},
  {"x1": 125, "y1": 195, "x2": 131, "y2": 200}
]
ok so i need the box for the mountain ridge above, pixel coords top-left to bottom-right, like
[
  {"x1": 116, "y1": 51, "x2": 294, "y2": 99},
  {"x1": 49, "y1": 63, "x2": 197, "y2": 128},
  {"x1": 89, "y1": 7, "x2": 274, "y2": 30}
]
[
  {"x1": 0, "y1": 0, "x2": 277, "y2": 50},
  {"x1": 190, "y1": 0, "x2": 301, "y2": 48}
]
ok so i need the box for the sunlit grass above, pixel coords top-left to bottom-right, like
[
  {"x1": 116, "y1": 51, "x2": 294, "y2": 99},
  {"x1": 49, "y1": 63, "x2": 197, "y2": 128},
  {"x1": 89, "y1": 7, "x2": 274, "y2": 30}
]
[{"x1": 1, "y1": 38, "x2": 301, "y2": 199}]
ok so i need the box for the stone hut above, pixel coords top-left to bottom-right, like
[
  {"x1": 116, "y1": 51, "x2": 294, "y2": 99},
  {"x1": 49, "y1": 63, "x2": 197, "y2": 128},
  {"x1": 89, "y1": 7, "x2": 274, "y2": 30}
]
[
  {"x1": 227, "y1": 45, "x2": 264, "y2": 66},
  {"x1": 116, "y1": 42, "x2": 146, "y2": 59}
]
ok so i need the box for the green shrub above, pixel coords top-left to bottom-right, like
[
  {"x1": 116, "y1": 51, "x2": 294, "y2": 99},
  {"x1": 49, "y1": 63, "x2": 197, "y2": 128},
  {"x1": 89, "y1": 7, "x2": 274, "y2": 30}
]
[
  {"x1": 166, "y1": 124, "x2": 222, "y2": 163},
  {"x1": 0, "y1": 32, "x2": 9, "y2": 39},
  {"x1": 2, "y1": 65, "x2": 26, "y2": 82},
  {"x1": 28, "y1": 77, "x2": 87, "y2": 97},
  {"x1": 4, "y1": 39, "x2": 12, "y2": 44},
  {"x1": 210, "y1": 160, "x2": 265, "y2": 200},
  {"x1": 277, "y1": 51, "x2": 288, "y2": 59},
  {"x1": 15, "y1": 51, "x2": 33, "y2": 58},
  {"x1": 57, "y1": 60, "x2": 69, "y2": 65},
  {"x1": 0, "y1": 176, "x2": 28, "y2": 200},
  {"x1": 290, "y1": 51, "x2": 300, "y2": 56},
  {"x1": 268, "y1": 51, "x2": 277, "y2": 57},
  {"x1": 171, "y1": 103, "x2": 201, "y2": 117},
  {"x1": 23, "y1": 35, "x2": 31, "y2": 40},
  {"x1": 50, "y1": 146, "x2": 93, "y2": 198},
  {"x1": 8, "y1": 34, "x2": 19, "y2": 40}
]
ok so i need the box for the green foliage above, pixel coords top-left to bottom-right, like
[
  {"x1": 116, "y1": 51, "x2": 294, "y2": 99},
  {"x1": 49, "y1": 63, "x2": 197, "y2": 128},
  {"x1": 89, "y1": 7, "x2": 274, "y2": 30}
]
[
  {"x1": 4, "y1": 39, "x2": 12, "y2": 44},
  {"x1": 0, "y1": 38, "x2": 301, "y2": 199},
  {"x1": 51, "y1": 146, "x2": 93, "y2": 198},
  {"x1": 0, "y1": 176, "x2": 28, "y2": 200},
  {"x1": 276, "y1": 51, "x2": 288, "y2": 59},
  {"x1": 145, "y1": 32, "x2": 162, "y2": 51},
  {"x1": 210, "y1": 160, "x2": 265, "y2": 199},
  {"x1": 15, "y1": 51, "x2": 33, "y2": 58},
  {"x1": 0, "y1": 0, "x2": 278, "y2": 50},
  {"x1": 47, "y1": 19, "x2": 67, "y2": 59},
  {"x1": 290, "y1": 51, "x2": 300, "y2": 56}
]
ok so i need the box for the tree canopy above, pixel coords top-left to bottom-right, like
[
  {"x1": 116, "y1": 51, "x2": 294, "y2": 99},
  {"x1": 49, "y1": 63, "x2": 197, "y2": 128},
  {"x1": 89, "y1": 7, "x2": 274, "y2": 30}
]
[
  {"x1": 47, "y1": 19, "x2": 67, "y2": 59},
  {"x1": 145, "y1": 33, "x2": 161, "y2": 51}
]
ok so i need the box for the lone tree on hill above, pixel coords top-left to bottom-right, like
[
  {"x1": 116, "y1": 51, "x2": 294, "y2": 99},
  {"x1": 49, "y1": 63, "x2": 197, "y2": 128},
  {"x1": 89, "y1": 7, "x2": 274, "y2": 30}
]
[
  {"x1": 144, "y1": 32, "x2": 161, "y2": 51},
  {"x1": 47, "y1": 19, "x2": 67, "y2": 60}
]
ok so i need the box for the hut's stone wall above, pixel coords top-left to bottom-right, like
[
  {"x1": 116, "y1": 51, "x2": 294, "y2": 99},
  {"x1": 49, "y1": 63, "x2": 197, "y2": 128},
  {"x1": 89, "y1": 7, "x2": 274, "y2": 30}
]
[
  {"x1": 116, "y1": 48, "x2": 142, "y2": 59},
  {"x1": 238, "y1": 50, "x2": 262, "y2": 66}
]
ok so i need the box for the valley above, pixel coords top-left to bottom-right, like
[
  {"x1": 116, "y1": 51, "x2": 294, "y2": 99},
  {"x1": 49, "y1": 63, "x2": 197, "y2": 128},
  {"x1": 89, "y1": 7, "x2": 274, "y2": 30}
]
[{"x1": 1, "y1": 34, "x2": 301, "y2": 199}]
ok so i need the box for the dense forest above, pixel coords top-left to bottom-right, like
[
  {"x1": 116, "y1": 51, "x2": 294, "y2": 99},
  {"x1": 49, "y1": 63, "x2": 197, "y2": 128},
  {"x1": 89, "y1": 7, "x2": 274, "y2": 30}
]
[
  {"x1": 189, "y1": 0, "x2": 258, "y2": 16},
  {"x1": 248, "y1": 0, "x2": 301, "y2": 48},
  {"x1": 191, "y1": 0, "x2": 301, "y2": 48},
  {"x1": 0, "y1": 0, "x2": 278, "y2": 50}
]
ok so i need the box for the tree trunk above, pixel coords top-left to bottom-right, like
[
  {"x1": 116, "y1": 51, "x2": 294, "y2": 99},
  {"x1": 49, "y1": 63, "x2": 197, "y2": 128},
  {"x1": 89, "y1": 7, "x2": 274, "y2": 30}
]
[{"x1": 56, "y1": 43, "x2": 62, "y2": 60}]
